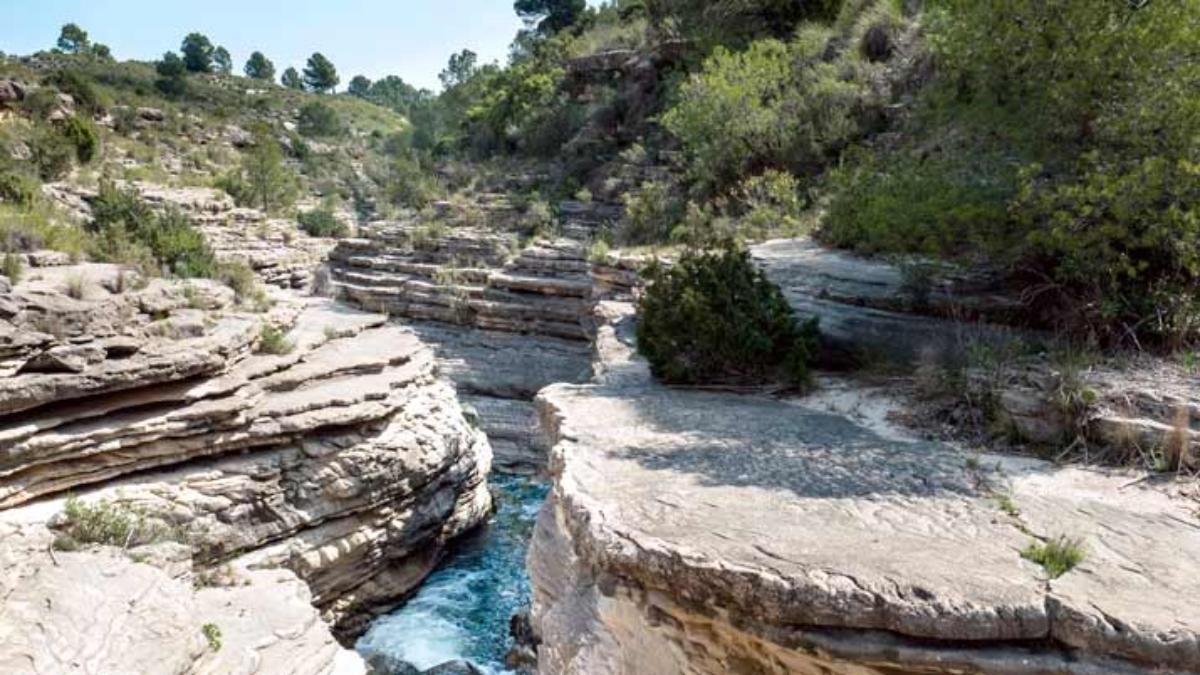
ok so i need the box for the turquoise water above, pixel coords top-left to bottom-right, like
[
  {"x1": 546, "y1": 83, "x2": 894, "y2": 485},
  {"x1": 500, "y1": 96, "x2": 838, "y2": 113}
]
[{"x1": 356, "y1": 474, "x2": 549, "y2": 674}]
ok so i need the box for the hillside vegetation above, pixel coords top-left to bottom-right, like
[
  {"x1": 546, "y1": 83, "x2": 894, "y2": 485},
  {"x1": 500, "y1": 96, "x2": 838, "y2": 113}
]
[{"x1": 1, "y1": 0, "x2": 1198, "y2": 352}]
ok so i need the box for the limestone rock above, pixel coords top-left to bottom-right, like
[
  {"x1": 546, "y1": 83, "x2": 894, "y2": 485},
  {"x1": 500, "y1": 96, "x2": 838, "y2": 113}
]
[
  {"x1": 529, "y1": 303, "x2": 1200, "y2": 674},
  {"x1": 753, "y1": 237, "x2": 1039, "y2": 365},
  {"x1": 0, "y1": 522, "x2": 367, "y2": 675},
  {"x1": 0, "y1": 267, "x2": 495, "y2": 644}
]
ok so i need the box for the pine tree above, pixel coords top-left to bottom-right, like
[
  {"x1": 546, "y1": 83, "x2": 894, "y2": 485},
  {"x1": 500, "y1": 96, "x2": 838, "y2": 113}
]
[
  {"x1": 281, "y1": 67, "x2": 304, "y2": 90},
  {"x1": 244, "y1": 52, "x2": 276, "y2": 81},
  {"x1": 302, "y1": 53, "x2": 339, "y2": 93}
]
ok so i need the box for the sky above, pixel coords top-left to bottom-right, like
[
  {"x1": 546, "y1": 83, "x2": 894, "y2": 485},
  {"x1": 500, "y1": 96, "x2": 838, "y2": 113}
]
[{"x1": 0, "y1": 0, "x2": 535, "y2": 91}]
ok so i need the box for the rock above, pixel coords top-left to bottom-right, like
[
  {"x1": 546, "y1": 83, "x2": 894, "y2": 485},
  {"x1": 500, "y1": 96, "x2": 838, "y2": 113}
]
[
  {"x1": 0, "y1": 267, "x2": 494, "y2": 646},
  {"x1": 0, "y1": 523, "x2": 367, "y2": 675},
  {"x1": 753, "y1": 237, "x2": 1040, "y2": 366},
  {"x1": 421, "y1": 660, "x2": 484, "y2": 675},
  {"x1": 528, "y1": 302, "x2": 1200, "y2": 674},
  {"x1": 18, "y1": 343, "x2": 106, "y2": 373},
  {"x1": 365, "y1": 652, "x2": 420, "y2": 675},
  {"x1": 136, "y1": 106, "x2": 165, "y2": 122},
  {"x1": 0, "y1": 79, "x2": 26, "y2": 108},
  {"x1": 330, "y1": 216, "x2": 601, "y2": 471},
  {"x1": 23, "y1": 250, "x2": 72, "y2": 268}
]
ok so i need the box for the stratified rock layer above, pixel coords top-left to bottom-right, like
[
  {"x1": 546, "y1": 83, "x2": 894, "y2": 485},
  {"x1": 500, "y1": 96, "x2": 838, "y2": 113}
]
[
  {"x1": 528, "y1": 302, "x2": 1200, "y2": 674},
  {"x1": 752, "y1": 237, "x2": 1037, "y2": 365},
  {"x1": 330, "y1": 224, "x2": 599, "y2": 472},
  {"x1": 0, "y1": 262, "x2": 493, "y2": 672}
]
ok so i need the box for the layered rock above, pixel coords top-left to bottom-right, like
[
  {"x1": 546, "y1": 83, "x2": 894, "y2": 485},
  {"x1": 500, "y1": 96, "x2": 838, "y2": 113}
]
[
  {"x1": 0, "y1": 523, "x2": 365, "y2": 675},
  {"x1": 987, "y1": 357, "x2": 1199, "y2": 464},
  {"x1": 753, "y1": 237, "x2": 1039, "y2": 365},
  {"x1": 330, "y1": 227, "x2": 595, "y2": 341},
  {"x1": 0, "y1": 261, "x2": 494, "y2": 670},
  {"x1": 528, "y1": 302, "x2": 1200, "y2": 674},
  {"x1": 330, "y1": 223, "x2": 600, "y2": 472},
  {"x1": 40, "y1": 181, "x2": 335, "y2": 288}
]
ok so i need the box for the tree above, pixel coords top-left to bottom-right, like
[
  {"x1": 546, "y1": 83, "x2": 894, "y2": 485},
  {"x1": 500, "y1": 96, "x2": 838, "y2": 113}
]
[
  {"x1": 439, "y1": 49, "x2": 478, "y2": 89},
  {"x1": 57, "y1": 23, "x2": 89, "y2": 54},
  {"x1": 244, "y1": 51, "x2": 276, "y2": 81},
  {"x1": 366, "y1": 75, "x2": 423, "y2": 114},
  {"x1": 514, "y1": 0, "x2": 586, "y2": 35},
  {"x1": 213, "y1": 46, "x2": 232, "y2": 75},
  {"x1": 347, "y1": 75, "x2": 372, "y2": 98},
  {"x1": 180, "y1": 33, "x2": 215, "y2": 73},
  {"x1": 302, "y1": 53, "x2": 339, "y2": 93},
  {"x1": 281, "y1": 67, "x2": 304, "y2": 90},
  {"x1": 90, "y1": 43, "x2": 113, "y2": 61},
  {"x1": 241, "y1": 126, "x2": 296, "y2": 212},
  {"x1": 155, "y1": 52, "x2": 188, "y2": 97}
]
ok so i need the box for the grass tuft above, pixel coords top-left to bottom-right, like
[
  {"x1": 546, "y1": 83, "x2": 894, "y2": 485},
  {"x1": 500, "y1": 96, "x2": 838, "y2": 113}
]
[
  {"x1": 256, "y1": 324, "x2": 294, "y2": 355},
  {"x1": 1022, "y1": 535, "x2": 1085, "y2": 578}
]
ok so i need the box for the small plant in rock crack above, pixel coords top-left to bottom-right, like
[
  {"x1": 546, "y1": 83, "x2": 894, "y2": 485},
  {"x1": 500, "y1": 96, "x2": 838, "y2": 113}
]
[
  {"x1": 202, "y1": 623, "x2": 222, "y2": 651},
  {"x1": 1022, "y1": 535, "x2": 1085, "y2": 578},
  {"x1": 256, "y1": 324, "x2": 294, "y2": 355},
  {"x1": 52, "y1": 496, "x2": 186, "y2": 551}
]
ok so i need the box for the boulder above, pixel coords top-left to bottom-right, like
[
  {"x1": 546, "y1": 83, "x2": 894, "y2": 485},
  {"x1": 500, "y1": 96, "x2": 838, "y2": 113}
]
[{"x1": 0, "y1": 79, "x2": 26, "y2": 108}]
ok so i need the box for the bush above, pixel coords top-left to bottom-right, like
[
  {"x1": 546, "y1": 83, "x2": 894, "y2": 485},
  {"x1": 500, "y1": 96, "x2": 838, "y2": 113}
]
[
  {"x1": 297, "y1": 208, "x2": 348, "y2": 238},
  {"x1": 619, "y1": 181, "x2": 682, "y2": 245},
  {"x1": 52, "y1": 496, "x2": 185, "y2": 551},
  {"x1": 29, "y1": 127, "x2": 75, "y2": 181},
  {"x1": 0, "y1": 172, "x2": 40, "y2": 207},
  {"x1": 257, "y1": 324, "x2": 294, "y2": 355},
  {"x1": 637, "y1": 244, "x2": 819, "y2": 385},
  {"x1": 297, "y1": 101, "x2": 342, "y2": 137},
  {"x1": 821, "y1": 151, "x2": 1015, "y2": 257},
  {"x1": 89, "y1": 183, "x2": 216, "y2": 277},
  {"x1": 1016, "y1": 155, "x2": 1200, "y2": 346},
  {"x1": 44, "y1": 69, "x2": 107, "y2": 114},
  {"x1": 2, "y1": 252, "x2": 23, "y2": 282},
  {"x1": 662, "y1": 31, "x2": 862, "y2": 195},
  {"x1": 219, "y1": 128, "x2": 297, "y2": 213},
  {"x1": 734, "y1": 169, "x2": 807, "y2": 240},
  {"x1": 59, "y1": 115, "x2": 99, "y2": 164}
]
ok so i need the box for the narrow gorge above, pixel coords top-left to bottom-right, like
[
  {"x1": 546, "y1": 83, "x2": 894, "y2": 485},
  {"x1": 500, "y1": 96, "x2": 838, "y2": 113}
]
[{"x1": 2, "y1": 2, "x2": 1200, "y2": 672}]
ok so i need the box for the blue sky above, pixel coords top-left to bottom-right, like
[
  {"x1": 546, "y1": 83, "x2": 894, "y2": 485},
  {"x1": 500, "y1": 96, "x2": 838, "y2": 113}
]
[{"x1": 0, "y1": 1, "x2": 538, "y2": 91}]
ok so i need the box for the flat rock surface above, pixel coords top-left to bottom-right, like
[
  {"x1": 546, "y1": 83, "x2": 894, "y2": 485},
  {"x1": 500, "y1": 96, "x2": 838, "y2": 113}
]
[{"x1": 534, "y1": 303, "x2": 1200, "y2": 671}]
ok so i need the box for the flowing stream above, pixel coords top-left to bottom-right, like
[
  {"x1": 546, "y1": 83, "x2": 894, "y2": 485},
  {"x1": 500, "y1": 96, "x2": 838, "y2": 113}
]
[{"x1": 356, "y1": 474, "x2": 549, "y2": 674}]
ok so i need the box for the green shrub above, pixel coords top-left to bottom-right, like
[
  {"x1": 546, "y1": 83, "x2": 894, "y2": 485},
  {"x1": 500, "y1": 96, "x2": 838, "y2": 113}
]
[
  {"x1": 60, "y1": 115, "x2": 99, "y2": 164},
  {"x1": 44, "y1": 69, "x2": 108, "y2": 114},
  {"x1": 29, "y1": 127, "x2": 75, "y2": 181},
  {"x1": 821, "y1": 151, "x2": 1015, "y2": 257},
  {"x1": 662, "y1": 31, "x2": 862, "y2": 195},
  {"x1": 734, "y1": 169, "x2": 807, "y2": 240},
  {"x1": 297, "y1": 101, "x2": 342, "y2": 137},
  {"x1": 296, "y1": 208, "x2": 348, "y2": 238},
  {"x1": 257, "y1": 324, "x2": 294, "y2": 355},
  {"x1": 619, "y1": 181, "x2": 682, "y2": 245},
  {"x1": 52, "y1": 496, "x2": 186, "y2": 551},
  {"x1": 0, "y1": 172, "x2": 40, "y2": 207},
  {"x1": 89, "y1": 183, "x2": 216, "y2": 278},
  {"x1": 637, "y1": 244, "x2": 819, "y2": 385},
  {"x1": 202, "y1": 623, "x2": 222, "y2": 652},
  {"x1": 1015, "y1": 155, "x2": 1200, "y2": 345},
  {"x1": 143, "y1": 209, "x2": 217, "y2": 278}
]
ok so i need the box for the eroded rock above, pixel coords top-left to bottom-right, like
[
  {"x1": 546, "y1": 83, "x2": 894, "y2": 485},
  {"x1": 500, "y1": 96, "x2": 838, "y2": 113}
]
[{"x1": 528, "y1": 302, "x2": 1200, "y2": 674}]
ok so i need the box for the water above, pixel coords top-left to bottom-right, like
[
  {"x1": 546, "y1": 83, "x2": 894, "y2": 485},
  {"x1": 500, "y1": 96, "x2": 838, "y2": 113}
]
[{"x1": 356, "y1": 474, "x2": 549, "y2": 674}]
